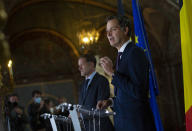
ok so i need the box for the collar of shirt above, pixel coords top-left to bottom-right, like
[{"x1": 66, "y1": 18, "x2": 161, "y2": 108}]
[
  {"x1": 118, "y1": 39, "x2": 132, "y2": 53},
  {"x1": 86, "y1": 71, "x2": 96, "y2": 88}
]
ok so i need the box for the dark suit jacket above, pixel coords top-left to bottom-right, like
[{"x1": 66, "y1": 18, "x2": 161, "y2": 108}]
[
  {"x1": 112, "y1": 42, "x2": 155, "y2": 131},
  {"x1": 79, "y1": 72, "x2": 114, "y2": 131}
]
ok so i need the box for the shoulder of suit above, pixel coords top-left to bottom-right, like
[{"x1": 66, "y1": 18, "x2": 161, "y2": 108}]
[
  {"x1": 121, "y1": 43, "x2": 145, "y2": 61},
  {"x1": 94, "y1": 72, "x2": 108, "y2": 81},
  {"x1": 132, "y1": 45, "x2": 146, "y2": 54},
  {"x1": 127, "y1": 43, "x2": 145, "y2": 53},
  {"x1": 98, "y1": 74, "x2": 109, "y2": 83}
]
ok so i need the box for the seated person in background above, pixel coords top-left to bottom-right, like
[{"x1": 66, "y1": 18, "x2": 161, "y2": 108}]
[
  {"x1": 28, "y1": 90, "x2": 45, "y2": 131},
  {"x1": 7, "y1": 93, "x2": 28, "y2": 131},
  {"x1": 40, "y1": 99, "x2": 53, "y2": 114},
  {"x1": 40, "y1": 99, "x2": 54, "y2": 131}
]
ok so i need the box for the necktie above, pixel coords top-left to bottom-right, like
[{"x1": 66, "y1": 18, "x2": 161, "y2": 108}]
[
  {"x1": 84, "y1": 79, "x2": 90, "y2": 95},
  {"x1": 116, "y1": 52, "x2": 123, "y2": 70}
]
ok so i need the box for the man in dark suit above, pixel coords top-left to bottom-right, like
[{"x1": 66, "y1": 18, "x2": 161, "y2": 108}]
[
  {"x1": 78, "y1": 54, "x2": 114, "y2": 131},
  {"x1": 97, "y1": 15, "x2": 156, "y2": 131}
]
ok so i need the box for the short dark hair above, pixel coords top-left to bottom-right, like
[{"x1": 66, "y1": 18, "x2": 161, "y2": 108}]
[
  {"x1": 32, "y1": 90, "x2": 42, "y2": 97},
  {"x1": 106, "y1": 15, "x2": 132, "y2": 37},
  {"x1": 9, "y1": 93, "x2": 19, "y2": 99},
  {"x1": 44, "y1": 99, "x2": 51, "y2": 105},
  {"x1": 79, "y1": 54, "x2": 96, "y2": 67}
]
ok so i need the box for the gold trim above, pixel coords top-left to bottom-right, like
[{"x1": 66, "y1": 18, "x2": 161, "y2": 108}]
[
  {"x1": 98, "y1": 24, "x2": 106, "y2": 33},
  {"x1": 15, "y1": 79, "x2": 73, "y2": 88}
]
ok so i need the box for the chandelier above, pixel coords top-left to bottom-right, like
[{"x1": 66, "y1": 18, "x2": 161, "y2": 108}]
[{"x1": 77, "y1": 28, "x2": 99, "y2": 46}]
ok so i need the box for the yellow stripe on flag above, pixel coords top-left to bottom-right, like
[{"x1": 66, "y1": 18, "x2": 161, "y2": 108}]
[
  {"x1": 180, "y1": 0, "x2": 192, "y2": 130},
  {"x1": 180, "y1": 0, "x2": 192, "y2": 114}
]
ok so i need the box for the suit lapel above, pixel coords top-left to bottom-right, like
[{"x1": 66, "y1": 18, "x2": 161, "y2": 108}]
[
  {"x1": 82, "y1": 73, "x2": 98, "y2": 104},
  {"x1": 119, "y1": 42, "x2": 134, "y2": 66},
  {"x1": 115, "y1": 42, "x2": 134, "y2": 96},
  {"x1": 80, "y1": 80, "x2": 86, "y2": 105}
]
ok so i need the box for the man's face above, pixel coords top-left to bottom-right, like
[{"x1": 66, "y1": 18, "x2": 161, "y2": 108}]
[
  {"x1": 78, "y1": 58, "x2": 93, "y2": 77},
  {"x1": 9, "y1": 96, "x2": 18, "y2": 103},
  {"x1": 106, "y1": 19, "x2": 126, "y2": 48},
  {"x1": 33, "y1": 93, "x2": 42, "y2": 104},
  {"x1": 33, "y1": 93, "x2": 41, "y2": 99}
]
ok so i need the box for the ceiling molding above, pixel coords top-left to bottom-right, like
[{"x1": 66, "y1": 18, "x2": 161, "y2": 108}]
[
  {"x1": 8, "y1": 0, "x2": 132, "y2": 20},
  {"x1": 9, "y1": 28, "x2": 80, "y2": 57}
]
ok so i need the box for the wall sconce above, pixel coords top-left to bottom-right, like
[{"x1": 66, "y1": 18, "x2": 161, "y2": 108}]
[{"x1": 8, "y1": 60, "x2": 13, "y2": 80}]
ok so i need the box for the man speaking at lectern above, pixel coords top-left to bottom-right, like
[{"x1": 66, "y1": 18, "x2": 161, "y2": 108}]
[{"x1": 97, "y1": 15, "x2": 155, "y2": 131}]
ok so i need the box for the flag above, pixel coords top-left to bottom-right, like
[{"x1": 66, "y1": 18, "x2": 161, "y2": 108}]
[
  {"x1": 180, "y1": 0, "x2": 192, "y2": 130},
  {"x1": 132, "y1": 0, "x2": 163, "y2": 130}
]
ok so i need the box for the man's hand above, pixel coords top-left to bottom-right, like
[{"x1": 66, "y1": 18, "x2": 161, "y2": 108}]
[
  {"x1": 99, "y1": 57, "x2": 114, "y2": 77},
  {"x1": 96, "y1": 99, "x2": 112, "y2": 109},
  {"x1": 39, "y1": 100, "x2": 44, "y2": 110},
  {"x1": 14, "y1": 107, "x2": 23, "y2": 114}
]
